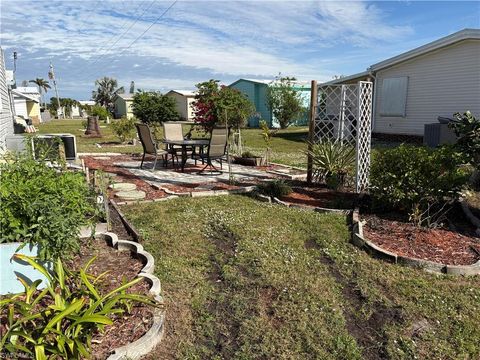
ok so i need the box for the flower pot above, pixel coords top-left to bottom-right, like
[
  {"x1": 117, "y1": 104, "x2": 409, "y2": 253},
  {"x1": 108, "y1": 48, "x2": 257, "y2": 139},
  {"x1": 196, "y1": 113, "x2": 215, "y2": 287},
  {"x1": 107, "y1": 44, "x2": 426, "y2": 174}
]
[{"x1": 0, "y1": 242, "x2": 51, "y2": 295}]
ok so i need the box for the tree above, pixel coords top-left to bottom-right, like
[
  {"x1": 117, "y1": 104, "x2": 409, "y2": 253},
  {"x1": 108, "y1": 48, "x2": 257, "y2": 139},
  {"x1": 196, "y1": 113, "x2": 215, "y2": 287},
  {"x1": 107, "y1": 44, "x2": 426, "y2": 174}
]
[
  {"x1": 29, "y1": 78, "x2": 51, "y2": 107},
  {"x1": 91, "y1": 77, "x2": 124, "y2": 113},
  {"x1": 266, "y1": 76, "x2": 304, "y2": 129},
  {"x1": 193, "y1": 80, "x2": 254, "y2": 130},
  {"x1": 131, "y1": 91, "x2": 179, "y2": 124},
  {"x1": 48, "y1": 97, "x2": 78, "y2": 118},
  {"x1": 193, "y1": 80, "x2": 255, "y2": 155}
]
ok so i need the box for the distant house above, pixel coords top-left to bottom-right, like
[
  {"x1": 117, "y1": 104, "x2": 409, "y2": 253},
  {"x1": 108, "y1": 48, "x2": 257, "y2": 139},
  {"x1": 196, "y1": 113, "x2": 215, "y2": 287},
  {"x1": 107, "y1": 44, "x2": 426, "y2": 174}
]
[
  {"x1": 166, "y1": 90, "x2": 196, "y2": 121},
  {"x1": 71, "y1": 100, "x2": 95, "y2": 118},
  {"x1": 324, "y1": 28, "x2": 480, "y2": 138},
  {"x1": 0, "y1": 47, "x2": 14, "y2": 150},
  {"x1": 114, "y1": 94, "x2": 135, "y2": 119},
  {"x1": 11, "y1": 86, "x2": 41, "y2": 125},
  {"x1": 229, "y1": 78, "x2": 310, "y2": 128}
]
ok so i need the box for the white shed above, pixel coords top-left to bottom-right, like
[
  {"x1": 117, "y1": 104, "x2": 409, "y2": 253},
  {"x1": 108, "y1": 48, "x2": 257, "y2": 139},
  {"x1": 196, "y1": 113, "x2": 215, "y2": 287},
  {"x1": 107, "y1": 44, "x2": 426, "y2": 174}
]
[
  {"x1": 323, "y1": 28, "x2": 480, "y2": 138},
  {"x1": 166, "y1": 90, "x2": 196, "y2": 121}
]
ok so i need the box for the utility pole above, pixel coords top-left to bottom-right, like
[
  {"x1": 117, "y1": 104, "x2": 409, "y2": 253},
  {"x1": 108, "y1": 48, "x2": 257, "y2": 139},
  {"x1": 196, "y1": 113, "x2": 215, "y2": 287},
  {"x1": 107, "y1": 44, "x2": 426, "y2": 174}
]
[{"x1": 48, "y1": 62, "x2": 63, "y2": 119}]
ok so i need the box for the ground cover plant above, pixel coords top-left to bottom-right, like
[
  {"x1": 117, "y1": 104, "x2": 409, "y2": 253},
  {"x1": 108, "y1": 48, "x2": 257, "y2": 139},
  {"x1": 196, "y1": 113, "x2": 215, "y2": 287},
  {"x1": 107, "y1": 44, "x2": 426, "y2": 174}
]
[
  {"x1": 0, "y1": 255, "x2": 155, "y2": 359},
  {"x1": 123, "y1": 196, "x2": 480, "y2": 360}
]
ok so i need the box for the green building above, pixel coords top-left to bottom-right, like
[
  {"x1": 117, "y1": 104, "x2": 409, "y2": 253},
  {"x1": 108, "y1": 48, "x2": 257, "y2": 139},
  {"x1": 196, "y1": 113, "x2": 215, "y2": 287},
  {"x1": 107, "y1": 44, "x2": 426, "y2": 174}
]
[{"x1": 229, "y1": 78, "x2": 311, "y2": 128}]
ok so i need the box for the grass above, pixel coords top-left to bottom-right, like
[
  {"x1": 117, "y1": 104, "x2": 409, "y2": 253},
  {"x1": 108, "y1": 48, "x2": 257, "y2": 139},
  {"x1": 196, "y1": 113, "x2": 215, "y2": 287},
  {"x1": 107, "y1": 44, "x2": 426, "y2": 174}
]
[
  {"x1": 122, "y1": 196, "x2": 480, "y2": 360},
  {"x1": 38, "y1": 119, "x2": 308, "y2": 167}
]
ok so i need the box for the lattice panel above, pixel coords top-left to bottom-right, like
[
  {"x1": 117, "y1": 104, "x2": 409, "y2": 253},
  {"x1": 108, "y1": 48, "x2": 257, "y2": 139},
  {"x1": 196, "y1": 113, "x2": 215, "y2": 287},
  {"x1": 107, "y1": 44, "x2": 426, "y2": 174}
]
[
  {"x1": 355, "y1": 81, "x2": 373, "y2": 193},
  {"x1": 311, "y1": 81, "x2": 373, "y2": 193}
]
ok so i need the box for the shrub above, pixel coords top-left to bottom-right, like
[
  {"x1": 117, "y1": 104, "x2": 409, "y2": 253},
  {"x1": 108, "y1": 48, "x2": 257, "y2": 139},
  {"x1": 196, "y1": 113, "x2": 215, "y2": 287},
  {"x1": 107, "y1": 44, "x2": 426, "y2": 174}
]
[
  {"x1": 0, "y1": 255, "x2": 156, "y2": 359},
  {"x1": 132, "y1": 91, "x2": 179, "y2": 124},
  {"x1": 90, "y1": 105, "x2": 110, "y2": 120},
  {"x1": 306, "y1": 141, "x2": 355, "y2": 187},
  {"x1": 257, "y1": 180, "x2": 292, "y2": 198},
  {"x1": 370, "y1": 145, "x2": 470, "y2": 226},
  {"x1": 0, "y1": 154, "x2": 96, "y2": 260},
  {"x1": 111, "y1": 116, "x2": 137, "y2": 143},
  {"x1": 449, "y1": 111, "x2": 480, "y2": 165},
  {"x1": 241, "y1": 151, "x2": 256, "y2": 158},
  {"x1": 265, "y1": 76, "x2": 304, "y2": 129}
]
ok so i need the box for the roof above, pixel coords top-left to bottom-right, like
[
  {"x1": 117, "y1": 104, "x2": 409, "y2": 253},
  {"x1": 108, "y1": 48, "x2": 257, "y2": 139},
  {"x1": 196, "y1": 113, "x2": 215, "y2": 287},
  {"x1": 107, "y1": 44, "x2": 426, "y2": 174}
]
[
  {"x1": 370, "y1": 28, "x2": 480, "y2": 72},
  {"x1": 229, "y1": 78, "x2": 272, "y2": 87},
  {"x1": 167, "y1": 90, "x2": 196, "y2": 97},
  {"x1": 11, "y1": 89, "x2": 40, "y2": 102},
  {"x1": 79, "y1": 100, "x2": 95, "y2": 106},
  {"x1": 116, "y1": 93, "x2": 134, "y2": 100},
  {"x1": 320, "y1": 71, "x2": 371, "y2": 86}
]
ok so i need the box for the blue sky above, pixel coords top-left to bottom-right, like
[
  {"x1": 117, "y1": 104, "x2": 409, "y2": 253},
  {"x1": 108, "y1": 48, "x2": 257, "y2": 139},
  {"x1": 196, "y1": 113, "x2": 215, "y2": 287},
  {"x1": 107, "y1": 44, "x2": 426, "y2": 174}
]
[{"x1": 1, "y1": 1, "x2": 479, "y2": 100}]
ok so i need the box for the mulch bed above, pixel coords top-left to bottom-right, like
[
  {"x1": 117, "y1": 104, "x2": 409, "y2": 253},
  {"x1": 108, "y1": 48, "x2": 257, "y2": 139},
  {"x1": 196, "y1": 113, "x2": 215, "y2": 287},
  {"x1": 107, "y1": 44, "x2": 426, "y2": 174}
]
[
  {"x1": 363, "y1": 214, "x2": 480, "y2": 266},
  {"x1": 64, "y1": 236, "x2": 154, "y2": 359},
  {"x1": 279, "y1": 185, "x2": 357, "y2": 209}
]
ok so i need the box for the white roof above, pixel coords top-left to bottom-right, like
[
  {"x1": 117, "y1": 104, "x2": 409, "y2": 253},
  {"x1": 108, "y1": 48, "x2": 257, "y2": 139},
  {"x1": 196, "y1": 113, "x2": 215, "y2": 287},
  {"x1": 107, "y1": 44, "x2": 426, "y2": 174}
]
[
  {"x1": 117, "y1": 93, "x2": 134, "y2": 100},
  {"x1": 79, "y1": 100, "x2": 95, "y2": 105},
  {"x1": 320, "y1": 71, "x2": 370, "y2": 86},
  {"x1": 15, "y1": 86, "x2": 40, "y2": 95},
  {"x1": 370, "y1": 28, "x2": 480, "y2": 72},
  {"x1": 168, "y1": 90, "x2": 196, "y2": 97},
  {"x1": 11, "y1": 89, "x2": 40, "y2": 102}
]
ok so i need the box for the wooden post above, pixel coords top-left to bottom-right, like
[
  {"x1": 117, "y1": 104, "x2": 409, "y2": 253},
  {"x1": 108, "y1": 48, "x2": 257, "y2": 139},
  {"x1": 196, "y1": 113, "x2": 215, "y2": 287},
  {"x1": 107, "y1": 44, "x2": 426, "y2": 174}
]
[{"x1": 306, "y1": 80, "x2": 318, "y2": 184}]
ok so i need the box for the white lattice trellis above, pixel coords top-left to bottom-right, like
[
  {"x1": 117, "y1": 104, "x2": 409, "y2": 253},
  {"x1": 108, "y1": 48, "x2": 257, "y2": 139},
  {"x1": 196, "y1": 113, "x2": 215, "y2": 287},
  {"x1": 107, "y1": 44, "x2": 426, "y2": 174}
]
[{"x1": 310, "y1": 81, "x2": 373, "y2": 193}]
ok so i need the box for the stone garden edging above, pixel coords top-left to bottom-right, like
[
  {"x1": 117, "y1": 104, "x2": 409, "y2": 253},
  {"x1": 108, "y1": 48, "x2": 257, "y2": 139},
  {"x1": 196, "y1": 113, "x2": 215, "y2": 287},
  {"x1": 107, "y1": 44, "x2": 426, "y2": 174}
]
[
  {"x1": 460, "y1": 197, "x2": 480, "y2": 236},
  {"x1": 94, "y1": 232, "x2": 165, "y2": 360},
  {"x1": 351, "y1": 208, "x2": 480, "y2": 276},
  {"x1": 151, "y1": 184, "x2": 257, "y2": 198},
  {"x1": 270, "y1": 195, "x2": 352, "y2": 215}
]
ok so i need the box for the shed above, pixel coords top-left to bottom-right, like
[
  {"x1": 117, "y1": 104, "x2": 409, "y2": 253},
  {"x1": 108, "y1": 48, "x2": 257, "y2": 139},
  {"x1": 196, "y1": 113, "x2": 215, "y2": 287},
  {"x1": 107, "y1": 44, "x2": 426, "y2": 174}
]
[
  {"x1": 114, "y1": 94, "x2": 135, "y2": 119},
  {"x1": 229, "y1": 78, "x2": 311, "y2": 128},
  {"x1": 166, "y1": 90, "x2": 196, "y2": 121},
  {"x1": 11, "y1": 88, "x2": 41, "y2": 125},
  {"x1": 324, "y1": 28, "x2": 480, "y2": 138}
]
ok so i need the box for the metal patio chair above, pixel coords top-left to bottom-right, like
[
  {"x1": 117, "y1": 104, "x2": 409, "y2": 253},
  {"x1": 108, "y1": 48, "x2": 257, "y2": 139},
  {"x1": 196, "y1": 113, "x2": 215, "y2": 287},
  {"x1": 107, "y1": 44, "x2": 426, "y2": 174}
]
[
  {"x1": 136, "y1": 123, "x2": 167, "y2": 170},
  {"x1": 195, "y1": 127, "x2": 228, "y2": 174}
]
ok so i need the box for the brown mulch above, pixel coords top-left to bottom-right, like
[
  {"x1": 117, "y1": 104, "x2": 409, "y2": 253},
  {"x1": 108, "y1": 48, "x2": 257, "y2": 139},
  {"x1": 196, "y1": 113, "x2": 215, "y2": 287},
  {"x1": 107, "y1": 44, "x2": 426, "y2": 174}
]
[
  {"x1": 363, "y1": 214, "x2": 480, "y2": 266},
  {"x1": 279, "y1": 185, "x2": 357, "y2": 209},
  {"x1": 64, "y1": 237, "x2": 154, "y2": 359}
]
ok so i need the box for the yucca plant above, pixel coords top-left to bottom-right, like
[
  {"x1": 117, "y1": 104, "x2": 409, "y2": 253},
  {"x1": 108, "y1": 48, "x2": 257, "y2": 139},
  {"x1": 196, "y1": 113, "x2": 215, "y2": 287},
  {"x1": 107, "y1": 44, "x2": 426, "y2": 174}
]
[
  {"x1": 306, "y1": 141, "x2": 355, "y2": 188},
  {"x1": 0, "y1": 255, "x2": 157, "y2": 359}
]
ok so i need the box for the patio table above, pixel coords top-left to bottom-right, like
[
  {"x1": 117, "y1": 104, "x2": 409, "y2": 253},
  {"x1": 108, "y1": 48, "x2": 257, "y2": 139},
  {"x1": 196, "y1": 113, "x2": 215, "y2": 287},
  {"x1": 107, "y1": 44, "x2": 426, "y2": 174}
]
[{"x1": 163, "y1": 139, "x2": 210, "y2": 172}]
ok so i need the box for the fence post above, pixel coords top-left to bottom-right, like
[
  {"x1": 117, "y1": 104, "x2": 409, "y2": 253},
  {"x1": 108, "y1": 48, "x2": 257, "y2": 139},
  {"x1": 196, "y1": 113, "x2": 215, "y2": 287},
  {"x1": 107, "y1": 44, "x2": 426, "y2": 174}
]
[{"x1": 306, "y1": 80, "x2": 317, "y2": 184}]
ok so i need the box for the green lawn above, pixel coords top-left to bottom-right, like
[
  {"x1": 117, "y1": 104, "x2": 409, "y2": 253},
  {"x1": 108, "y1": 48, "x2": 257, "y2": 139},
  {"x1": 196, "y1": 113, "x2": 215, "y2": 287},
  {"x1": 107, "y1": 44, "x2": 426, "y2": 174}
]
[
  {"x1": 38, "y1": 119, "x2": 308, "y2": 167},
  {"x1": 123, "y1": 196, "x2": 480, "y2": 360}
]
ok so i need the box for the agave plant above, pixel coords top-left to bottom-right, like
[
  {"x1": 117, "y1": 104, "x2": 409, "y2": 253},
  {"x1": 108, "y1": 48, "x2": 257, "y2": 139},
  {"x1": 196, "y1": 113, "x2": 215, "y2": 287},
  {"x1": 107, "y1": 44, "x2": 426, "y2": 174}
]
[
  {"x1": 306, "y1": 141, "x2": 356, "y2": 187},
  {"x1": 0, "y1": 255, "x2": 157, "y2": 359}
]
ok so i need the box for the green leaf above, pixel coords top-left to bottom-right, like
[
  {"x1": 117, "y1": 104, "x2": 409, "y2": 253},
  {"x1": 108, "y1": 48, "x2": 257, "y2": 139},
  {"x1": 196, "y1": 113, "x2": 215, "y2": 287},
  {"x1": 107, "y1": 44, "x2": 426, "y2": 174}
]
[
  {"x1": 43, "y1": 298, "x2": 85, "y2": 333},
  {"x1": 12, "y1": 254, "x2": 52, "y2": 284}
]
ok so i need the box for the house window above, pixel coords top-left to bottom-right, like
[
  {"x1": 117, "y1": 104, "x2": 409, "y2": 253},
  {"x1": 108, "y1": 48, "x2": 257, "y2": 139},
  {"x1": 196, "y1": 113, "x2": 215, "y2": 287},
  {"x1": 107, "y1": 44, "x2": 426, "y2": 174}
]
[{"x1": 379, "y1": 77, "x2": 408, "y2": 117}]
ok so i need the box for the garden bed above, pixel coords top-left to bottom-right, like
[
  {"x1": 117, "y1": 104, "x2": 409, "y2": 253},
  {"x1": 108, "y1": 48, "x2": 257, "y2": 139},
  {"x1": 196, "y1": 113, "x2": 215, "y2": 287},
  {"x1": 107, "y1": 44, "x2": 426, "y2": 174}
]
[
  {"x1": 65, "y1": 238, "x2": 154, "y2": 359},
  {"x1": 279, "y1": 184, "x2": 357, "y2": 209},
  {"x1": 362, "y1": 213, "x2": 480, "y2": 266}
]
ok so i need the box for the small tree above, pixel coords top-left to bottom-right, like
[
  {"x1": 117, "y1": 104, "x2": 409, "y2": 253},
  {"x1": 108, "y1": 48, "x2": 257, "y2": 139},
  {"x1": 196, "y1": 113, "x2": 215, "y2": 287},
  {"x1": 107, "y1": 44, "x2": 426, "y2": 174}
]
[
  {"x1": 193, "y1": 80, "x2": 254, "y2": 153},
  {"x1": 266, "y1": 76, "x2": 304, "y2": 129},
  {"x1": 131, "y1": 92, "x2": 179, "y2": 124}
]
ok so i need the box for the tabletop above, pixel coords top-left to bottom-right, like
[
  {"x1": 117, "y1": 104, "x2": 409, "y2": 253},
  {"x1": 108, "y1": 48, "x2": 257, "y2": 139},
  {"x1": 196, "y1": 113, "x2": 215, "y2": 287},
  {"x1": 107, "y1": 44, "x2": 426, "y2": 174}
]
[{"x1": 162, "y1": 139, "x2": 210, "y2": 146}]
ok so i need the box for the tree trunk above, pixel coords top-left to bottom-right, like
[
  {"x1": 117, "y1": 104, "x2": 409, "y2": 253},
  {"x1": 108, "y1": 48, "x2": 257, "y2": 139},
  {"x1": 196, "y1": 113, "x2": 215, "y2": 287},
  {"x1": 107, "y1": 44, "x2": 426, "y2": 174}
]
[{"x1": 85, "y1": 116, "x2": 102, "y2": 137}]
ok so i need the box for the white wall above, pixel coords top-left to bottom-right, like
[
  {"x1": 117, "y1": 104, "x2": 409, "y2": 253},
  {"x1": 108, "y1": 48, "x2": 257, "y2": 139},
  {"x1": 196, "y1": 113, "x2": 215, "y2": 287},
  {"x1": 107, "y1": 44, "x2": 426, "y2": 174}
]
[
  {"x1": 374, "y1": 39, "x2": 480, "y2": 136},
  {"x1": 14, "y1": 98, "x2": 28, "y2": 118},
  {"x1": 168, "y1": 92, "x2": 195, "y2": 121},
  {"x1": 0, "y1": 48, "x2": 14, "y2": 150}
]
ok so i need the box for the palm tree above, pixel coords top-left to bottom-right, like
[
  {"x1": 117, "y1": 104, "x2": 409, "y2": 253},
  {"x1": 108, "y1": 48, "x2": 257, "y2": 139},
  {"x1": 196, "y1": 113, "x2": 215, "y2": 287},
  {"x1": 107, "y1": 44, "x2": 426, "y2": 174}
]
[
  {"x1": 29, "y1": 78, "x2": 51, "y2": 108},
  {"x1": 91, "y1": 77, "x2": 124, "y2": 113}
]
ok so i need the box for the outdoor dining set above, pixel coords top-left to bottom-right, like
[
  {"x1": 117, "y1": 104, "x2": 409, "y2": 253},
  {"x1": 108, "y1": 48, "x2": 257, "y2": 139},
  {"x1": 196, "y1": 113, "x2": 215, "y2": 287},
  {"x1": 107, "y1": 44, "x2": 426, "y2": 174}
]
[{"x1": 135, "y1": 122, "x2": 228, "y2": 174}]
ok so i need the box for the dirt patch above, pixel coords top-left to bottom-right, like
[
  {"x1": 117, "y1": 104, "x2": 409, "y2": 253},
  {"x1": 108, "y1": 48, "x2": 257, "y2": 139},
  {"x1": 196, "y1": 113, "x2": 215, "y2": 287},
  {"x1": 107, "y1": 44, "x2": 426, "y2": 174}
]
[
  {"x1": 108, "y1": 202, "x2": 135, "y2": 241},
  {"x1": 363, "y1": 214, "x2": 480, "y2": 266},
  {"x1": 318, "y1": 255, "x2": 404, "y2": 360},
  {"x1": 280, "y1": 185, "x2": 357, "y2": 209}
]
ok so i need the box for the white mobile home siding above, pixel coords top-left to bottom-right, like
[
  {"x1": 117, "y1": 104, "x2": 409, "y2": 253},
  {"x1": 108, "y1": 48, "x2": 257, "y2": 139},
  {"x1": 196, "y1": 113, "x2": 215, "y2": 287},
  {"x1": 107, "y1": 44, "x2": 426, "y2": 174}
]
[
  {"x1": 374, "y1": 40, "x2": 480, "y2": 136},
  {"x1": 0, "y1": 48, "x2": 14, "y2": 150}
]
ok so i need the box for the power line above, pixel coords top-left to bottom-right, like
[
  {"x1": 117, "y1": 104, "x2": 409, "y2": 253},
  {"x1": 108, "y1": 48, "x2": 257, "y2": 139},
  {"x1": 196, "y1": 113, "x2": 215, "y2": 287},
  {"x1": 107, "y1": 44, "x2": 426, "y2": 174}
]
[
  {"x1": 79, "y1": 0, "x2": 158, "y2": 76},
  {"x1": 120, "y1": 0, "x2": 177, "y2": 52}
]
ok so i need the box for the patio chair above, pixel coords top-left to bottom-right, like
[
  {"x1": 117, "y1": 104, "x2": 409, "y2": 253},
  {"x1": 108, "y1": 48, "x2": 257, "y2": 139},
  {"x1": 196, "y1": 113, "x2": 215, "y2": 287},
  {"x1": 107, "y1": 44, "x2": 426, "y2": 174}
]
[
  {"x1": 195, "y1": 127, "x2": 228, "y2": 174},
  {"x1": 136, "y1": 123, "x2": 167, "y2": 170},
  {"x1": 163, "y1": 122, "x2": 195, "y2": 167}
]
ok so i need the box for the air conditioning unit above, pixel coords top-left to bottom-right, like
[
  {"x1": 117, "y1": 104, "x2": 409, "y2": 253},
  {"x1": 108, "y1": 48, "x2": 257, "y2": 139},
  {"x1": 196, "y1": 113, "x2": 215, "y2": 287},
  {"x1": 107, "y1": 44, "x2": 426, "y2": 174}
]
[
  {"x1": 423, "y1": 123, "x2": 457, "y2": 148},
  {"x1": 5, "y1": 134, "x2": 77, "y2": 161}
]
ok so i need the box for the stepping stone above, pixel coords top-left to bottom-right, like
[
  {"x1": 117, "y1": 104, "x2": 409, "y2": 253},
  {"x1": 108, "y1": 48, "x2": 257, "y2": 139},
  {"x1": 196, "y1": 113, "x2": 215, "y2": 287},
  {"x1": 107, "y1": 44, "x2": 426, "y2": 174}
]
[
  {"x1": 115, "y1": 190, "x2": 146, "y2": 201},
  {"x1": 109, "y1": 182, "x2": 137, "y2": 191}
]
